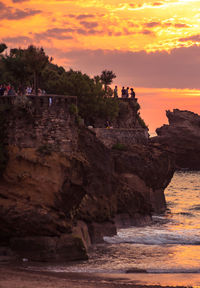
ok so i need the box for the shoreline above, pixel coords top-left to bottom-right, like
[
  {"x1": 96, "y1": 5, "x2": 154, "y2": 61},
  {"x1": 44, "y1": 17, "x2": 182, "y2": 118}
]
[{"x1": 1, "y1": 263, "x2": 200, "y2": 288}]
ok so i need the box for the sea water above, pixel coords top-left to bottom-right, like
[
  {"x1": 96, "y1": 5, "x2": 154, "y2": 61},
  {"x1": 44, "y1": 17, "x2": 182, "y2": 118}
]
[{"x1": 28, "y1": 171, "x2": 200, "y2": 276}]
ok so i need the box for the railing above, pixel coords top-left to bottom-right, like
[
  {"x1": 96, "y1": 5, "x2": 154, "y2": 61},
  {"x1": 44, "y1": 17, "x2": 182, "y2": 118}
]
[{"x1": 0, "y1": 95, "x2": 77, "y2": 108}]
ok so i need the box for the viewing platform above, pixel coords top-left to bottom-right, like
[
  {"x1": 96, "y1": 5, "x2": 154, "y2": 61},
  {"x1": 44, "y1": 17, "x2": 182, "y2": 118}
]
[
  {"x1": 0, "y1": 94, "x2": 77, "y2": 108},
  {"x1": 0, "y1": 94, "x2": 137, "y2": 107},
  {"x1": 0, "y1": 94, "x2": 146, "y2": 152}
]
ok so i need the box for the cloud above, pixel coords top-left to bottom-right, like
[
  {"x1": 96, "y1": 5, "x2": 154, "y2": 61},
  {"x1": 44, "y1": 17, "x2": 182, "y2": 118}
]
[
  {"x1": 67, "y1": 13, "x2": 98, "y2": 20},
  {"x1": 5, "y1": 9, "x2": 41, "y2": 20},
  {"x1": 145, "y1": 21, "x2": 190, "y2": 29},
  {"x1": 179, "y1": 34, "x2": 200, "y2": 42},
  {"x1": 140, "y1": 29, "x2": 155, "y2": 35},
  {"x1": 56, "y1": 45, "x2": 200, "y2": 90},
  {"x1": 174, "y1": 23, "x2": 189, "y2": 28},
  {"x1": 76, "y1": 14, "x2": 96, "y2": 20},
  {"x1": 12, "y1": 0, "x2": 29, "y2": 2},
  {"x1": 35, "y1": 25, "x2": 105, "y2": 39},
  {"x1": 152, "y1": 2, "x2": 163, "y2": 6},
  {"x1": 35, "y1": 28, "x2": 74, "y2": 40},
  {"x1": 145, "y1": 22, "x2": 160, "y2": 28},
  {"x1": 0, "y1": 1, "x2": 41, "y2": 20},
  {"x1": 0, "y1": 1, "x2": 6, "y2": 9},
  {"x1": 80, "y1": 21, "x2": 98, "y2": 29},
  {"x1": 2, "y1": 36, "x2": 32, "y2": 44}
]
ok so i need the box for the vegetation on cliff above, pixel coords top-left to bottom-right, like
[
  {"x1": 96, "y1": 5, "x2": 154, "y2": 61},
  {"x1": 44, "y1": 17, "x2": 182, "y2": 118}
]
[{"x1": 0, "y1": 43, "x2": 118, "y2": 124}]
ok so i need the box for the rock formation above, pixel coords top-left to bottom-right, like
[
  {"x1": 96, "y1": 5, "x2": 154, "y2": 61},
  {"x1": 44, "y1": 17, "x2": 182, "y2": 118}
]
[
  {"x1": 90, "y1": 98, "x2": 146, "y2": 129},
  {"x1": 0, "y1": 96, "x2": 175, "y2": 261},
  {"x1": 151, "y1": 109, "x2": 200, "y2": 169}
]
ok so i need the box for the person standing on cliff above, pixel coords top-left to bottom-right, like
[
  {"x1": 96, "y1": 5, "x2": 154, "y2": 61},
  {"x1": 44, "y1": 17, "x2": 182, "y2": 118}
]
[
  {"x1": 114, "y1": 85, "x2": 118, "y2": 98},
  {"x1": 0, "y1": 84, "x2": 6, "y2": 96},
  {"x1": 121, "y1": 86, "x2": 126, "y2": 98},
  {"x1": 130, "y1": 88, "x2": 135, "y2": 99},
  {"x1": 125, "y1": 87, "x2": 129, "y2": 98}
]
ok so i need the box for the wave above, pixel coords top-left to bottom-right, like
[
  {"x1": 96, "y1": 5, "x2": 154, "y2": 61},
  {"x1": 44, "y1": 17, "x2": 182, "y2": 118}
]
[
  {"x1": 104, "y1": 228, "x2": 200, "y2": 245},
  {"x1": 147, "y1": 268, "x2": 200, "y2": 274},
  {"x1": 176, "y1": 212, "x2": 194, "y2": 217}
]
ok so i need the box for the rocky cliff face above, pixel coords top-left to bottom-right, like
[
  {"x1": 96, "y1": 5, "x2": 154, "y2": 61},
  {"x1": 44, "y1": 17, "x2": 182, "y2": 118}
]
[
  {"x1": 91, "y1": 98, "x2": 145, "y2": 129},
  {"x1": 0, "y1": 129, "x2": 174, "y2": 261},
  {"x1": 151, "y1": 109, "x2": 200, "y2": 169},
  {"x1": 0, "y1": 99, "x2": 175, "y2": 262}
]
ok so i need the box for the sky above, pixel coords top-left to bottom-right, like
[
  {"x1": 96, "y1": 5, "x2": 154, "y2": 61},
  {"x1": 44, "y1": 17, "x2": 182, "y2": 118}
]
[{"x1": 1, "y1": 0, "x2": 200, "y2": 132}]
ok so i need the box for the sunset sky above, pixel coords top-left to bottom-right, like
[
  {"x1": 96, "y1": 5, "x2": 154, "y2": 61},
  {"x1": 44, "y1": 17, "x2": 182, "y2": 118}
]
[{"x1": 1, "y1": 0, "x2": 200, "y2": 132}]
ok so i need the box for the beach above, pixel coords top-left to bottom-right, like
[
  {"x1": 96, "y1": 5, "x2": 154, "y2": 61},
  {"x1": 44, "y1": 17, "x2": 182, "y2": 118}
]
[{"x1": 1, "y1": 264, "x2": 200, "y2": 288}]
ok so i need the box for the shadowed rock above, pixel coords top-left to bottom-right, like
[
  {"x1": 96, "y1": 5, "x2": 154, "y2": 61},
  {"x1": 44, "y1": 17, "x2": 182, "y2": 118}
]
[{"x1": 151, "y1": 109, "x2": 200, "y2": 169}]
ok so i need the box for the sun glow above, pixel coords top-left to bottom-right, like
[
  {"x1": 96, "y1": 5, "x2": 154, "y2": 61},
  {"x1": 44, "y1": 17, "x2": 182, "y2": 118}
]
[{"x1": 1, "y1": 0, "x2": 200, "y2": 130}]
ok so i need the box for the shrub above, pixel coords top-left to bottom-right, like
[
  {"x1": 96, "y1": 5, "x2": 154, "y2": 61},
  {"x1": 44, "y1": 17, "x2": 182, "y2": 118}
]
[
  {"x1": 13, "y1": 95, "x2": 33, "y2": 114},
  {"x1": 112, "y1": 143, "x2": 128, "y2": 151},
  {"x1": 69, "y1": 103, "x2": 78, "y2": 115}
]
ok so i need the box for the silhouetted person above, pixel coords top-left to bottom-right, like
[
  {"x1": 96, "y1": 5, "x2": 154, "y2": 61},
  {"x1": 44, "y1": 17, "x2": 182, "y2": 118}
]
[
  {"x1": 130, "y1": 88, "x2": 135, "y2": 99},
  {"x1": 7, "y1": 86, "x2": 16, "y2": 96},
  {"x1": 121, "y1": 86, "x2": 126, "y2": 98},
  {"x1": 0, "y1": 85, "x2": 6, "y2": 96},
  {"x1": 114, "y1": 85, "x2": 118, "y2": 98},
  {"x1": 126, "y1": 87, "x2": 129, "y2": 98},
  {"x1": 105, "y1": 120, "x2": 110, "y2": 128}
]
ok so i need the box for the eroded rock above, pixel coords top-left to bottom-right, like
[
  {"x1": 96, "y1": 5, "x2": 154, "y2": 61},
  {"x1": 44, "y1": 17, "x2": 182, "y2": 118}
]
[{"x1": 151, "y1": 109, "x2": 200, "y2": 169}]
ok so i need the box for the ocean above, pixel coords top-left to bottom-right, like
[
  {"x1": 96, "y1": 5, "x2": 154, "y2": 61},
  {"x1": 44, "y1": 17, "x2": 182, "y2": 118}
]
[{"x1": 27, "y1": 171, "x2": 200, "y2": 285}]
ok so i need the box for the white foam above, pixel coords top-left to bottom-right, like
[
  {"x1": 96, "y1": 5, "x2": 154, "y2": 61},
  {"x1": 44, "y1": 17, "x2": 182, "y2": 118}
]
[{"x1": 104, "y1": 227, "x2": 200, "y2": 245}]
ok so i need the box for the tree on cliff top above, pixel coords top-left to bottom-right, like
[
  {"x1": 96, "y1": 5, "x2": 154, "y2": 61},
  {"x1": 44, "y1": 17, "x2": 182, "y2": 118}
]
[
  {"x1": 100, "y1": 70, "x2": 116, "y2": 94},
  {"x1": 1, "y1": 48, "x2": 31, "y2": 90},
  {"x1": 1, "y1": 46, "x2": 49, "y2": 93},
  {"x1": 24, "y1": 45, "x2": 49, "y2": 95},
  {"x1": 0, "y1": 44, "x2": 119, "y2": 124},
  {"x1": 0, "y1": 43, "x2": 7, "y2": 54}
]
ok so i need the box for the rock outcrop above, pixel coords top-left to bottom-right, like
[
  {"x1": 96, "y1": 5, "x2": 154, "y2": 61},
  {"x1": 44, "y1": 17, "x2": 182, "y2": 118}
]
[
  {"x1": 151, "y1": 109, "x2": 200, "y2": 169},
  {"x1": 0, "y1": 130, "x2": 174, "y2": 261},
  {"x1": 0, "y1": 96, "x2": 175, "y2": 262},
  {"x1": 90, "y1": 98, "x2": 145, "y2": 129}
]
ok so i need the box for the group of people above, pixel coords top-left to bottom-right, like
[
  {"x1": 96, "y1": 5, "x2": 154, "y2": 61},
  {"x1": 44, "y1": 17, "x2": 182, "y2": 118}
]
[
  {"x1": 0, "y1": 84, "x2": 46, "y2": 96},
  {"x1": 0, "y1": 84, "x2": 16, "y2": 96},
  {"x1": 113, "y1": 86, "x2": 136, "y2": 99},
  {"x1": 25, "y1": 86, "x2": 46, "y2": 95}
]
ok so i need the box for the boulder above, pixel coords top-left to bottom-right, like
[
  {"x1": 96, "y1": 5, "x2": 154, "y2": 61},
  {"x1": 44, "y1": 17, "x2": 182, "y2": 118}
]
[{"x1": 151, "y1": 109, "x2": 200, "y2": 169}]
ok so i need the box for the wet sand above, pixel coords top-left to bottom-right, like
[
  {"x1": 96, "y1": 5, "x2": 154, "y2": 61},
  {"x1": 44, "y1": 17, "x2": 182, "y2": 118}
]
[{"x1": 1, "y1": 264, "x2": 200, "y2": 288}]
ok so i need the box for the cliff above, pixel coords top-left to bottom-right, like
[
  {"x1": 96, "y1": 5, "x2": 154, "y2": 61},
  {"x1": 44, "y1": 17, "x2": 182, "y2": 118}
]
[
  {"x1": 151, "y1": 109, "x2": 200, "y2": 169},
  {"x1": 90, "y1": 98, "x2": 146, "y2": 129},
  {"x1": 0, "y1": 96, "x2": 175, "y2": 261}
]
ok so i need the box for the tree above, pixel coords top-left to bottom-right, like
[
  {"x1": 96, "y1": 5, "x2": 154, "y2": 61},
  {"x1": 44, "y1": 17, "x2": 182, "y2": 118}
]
[
  {"x1": 0, "y1": 44, "x2": 119, "y2": 124},
  {"x1": 24, "y1": 45, "x2": 49, "y2": 95},
  {"x1": 1, "y1": 48, "x2": 31, "y2": 90},
  {"x1": 0, "y1": 43, "x2": 7, "y2": 54},
  {"x1": 0, "y1": 45, "x2": 49, "y2": 93},
  {"x1": 100, "y1": 70, "x2": 116, "y2": 94}
]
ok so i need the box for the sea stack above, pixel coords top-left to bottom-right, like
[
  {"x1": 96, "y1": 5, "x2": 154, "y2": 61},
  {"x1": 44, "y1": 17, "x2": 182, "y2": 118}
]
[{"x1": 151, "y1": 109, "x2": 200, "y2": 170}]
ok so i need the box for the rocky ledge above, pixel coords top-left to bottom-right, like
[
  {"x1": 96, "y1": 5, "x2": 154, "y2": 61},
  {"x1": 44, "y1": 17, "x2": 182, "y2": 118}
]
[
  {"x1": 0, "y1": 98, "x2": 175, "y2": 262},
  {"x1": 151, "y1": 109, "x2": 200, "y2": 169},
  {"x1": 0, "y1": 128, "x2": 175, "y2": 262}
]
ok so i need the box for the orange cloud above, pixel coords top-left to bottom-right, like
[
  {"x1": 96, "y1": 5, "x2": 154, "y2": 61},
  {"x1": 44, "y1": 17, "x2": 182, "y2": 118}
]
[{"x1": 1, "y1": 0, "x2": 200, "y2": 131}]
